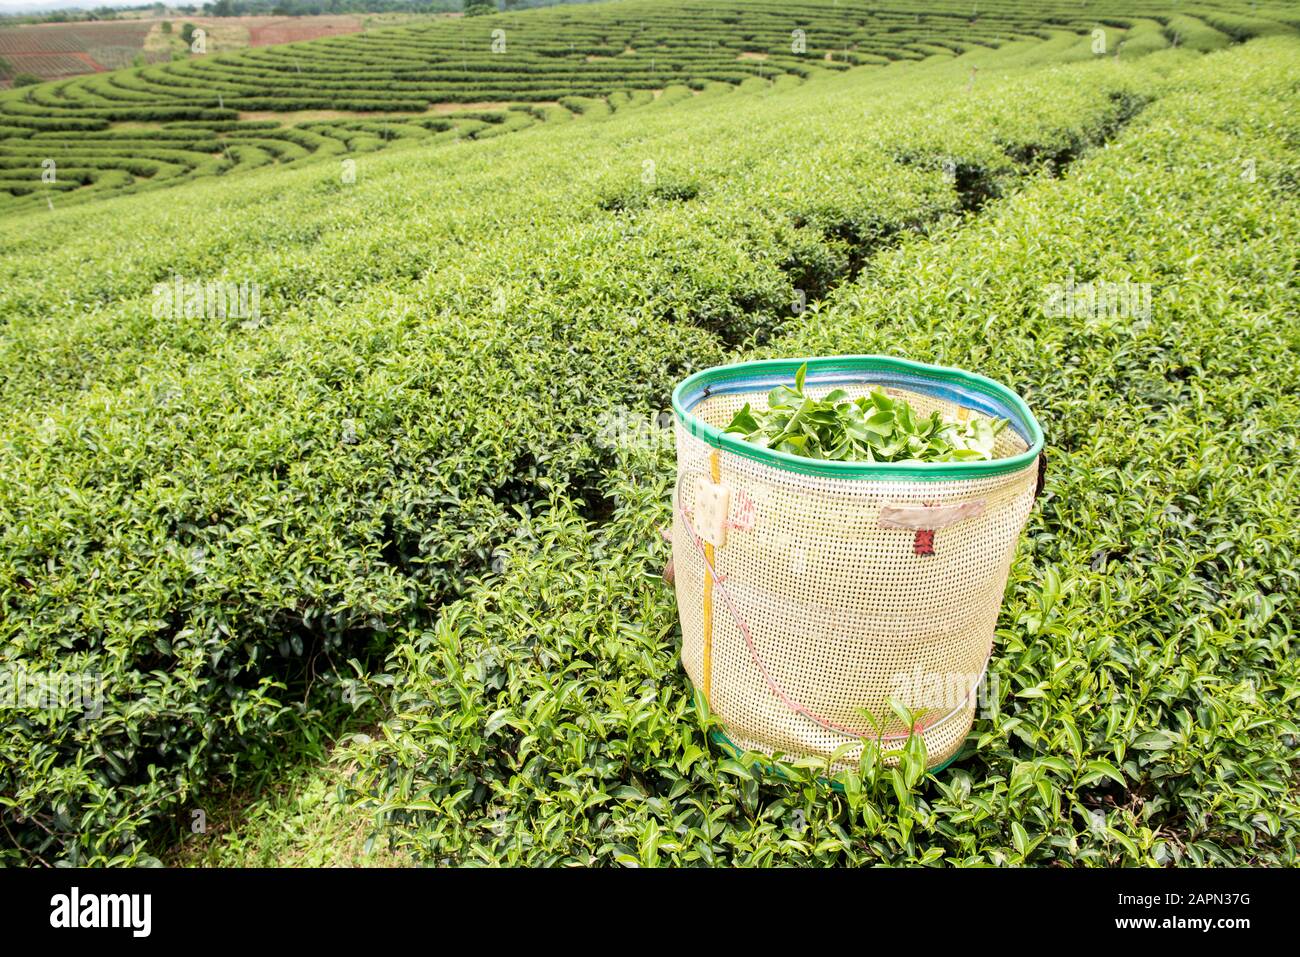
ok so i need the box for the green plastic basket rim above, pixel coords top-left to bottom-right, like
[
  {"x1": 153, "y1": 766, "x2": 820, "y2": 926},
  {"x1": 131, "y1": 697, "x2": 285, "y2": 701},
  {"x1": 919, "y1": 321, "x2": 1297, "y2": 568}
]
[{"x1": 672, "y1": 355, "x2": 1045, "y2": 481}]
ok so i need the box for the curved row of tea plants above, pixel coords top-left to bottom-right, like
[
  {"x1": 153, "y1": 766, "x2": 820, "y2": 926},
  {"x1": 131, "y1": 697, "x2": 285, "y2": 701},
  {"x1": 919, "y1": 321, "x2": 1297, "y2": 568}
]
[
  {"x1": 341, "y1": 36, "x2": 1299, "y2": 867},
  {"x1": 2, "y1": 12, "x2": 1297, "y2": 866},
  {"x1": 0, "y1": 105, "x2": 566, "y2": 212},
  {"x1": 2, "y1": 0, "x2": 1285, "y2": 214},
  {"x1": 0, "y1": 18, "x2": 1242, "y2": 865}
]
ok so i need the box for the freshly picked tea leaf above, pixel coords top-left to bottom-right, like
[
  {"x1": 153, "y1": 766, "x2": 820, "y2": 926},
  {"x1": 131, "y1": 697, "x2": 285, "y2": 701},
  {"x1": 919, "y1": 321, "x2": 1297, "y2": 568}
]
[{"x1": 724, "y1": 363, "x2": 1008, "y2": 463}]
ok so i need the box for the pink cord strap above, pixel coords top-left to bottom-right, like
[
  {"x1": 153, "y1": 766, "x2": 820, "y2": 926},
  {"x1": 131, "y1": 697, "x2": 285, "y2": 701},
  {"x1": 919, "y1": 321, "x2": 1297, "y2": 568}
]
[{"x1": 677, "y1": 499, "x2": 985, "y2": 743}]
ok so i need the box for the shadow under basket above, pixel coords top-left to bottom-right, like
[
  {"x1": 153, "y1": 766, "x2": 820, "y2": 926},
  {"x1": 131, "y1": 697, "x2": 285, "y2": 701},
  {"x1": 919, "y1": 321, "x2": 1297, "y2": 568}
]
[{"x1": 670, "y1": 355, "x2": 1044, "y2": 771}]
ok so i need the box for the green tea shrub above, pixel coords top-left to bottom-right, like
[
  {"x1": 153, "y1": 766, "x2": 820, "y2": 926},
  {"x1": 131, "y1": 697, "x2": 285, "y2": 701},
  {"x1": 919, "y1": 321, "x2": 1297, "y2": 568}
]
[
  {"x1": 1189, "y1": 7, "x2": 1294, "y2": 40},
  {"x1": 0, "y1": 23, "x2": 1196, "y2": 863},
  {"x1": 345, "y1": 37, "x2": 1300, "y2": 867},
  {"x1": 1117, "y1": 19, "x2": 1170, "y2": 57},
  {"x1": 8, "y1": 0, "x2": 1286, "y2": 211},
  {"x1": 1162, "y1": 14, "x2": 1232, "y2": 51},
  {"x1": 0, "y1": 3, "x2": 1296, "y2": 868}
]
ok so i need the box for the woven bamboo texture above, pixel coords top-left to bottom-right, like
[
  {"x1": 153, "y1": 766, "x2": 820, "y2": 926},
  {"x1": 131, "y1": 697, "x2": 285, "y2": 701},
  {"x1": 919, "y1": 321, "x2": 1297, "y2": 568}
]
[{"x1": 673, "y1": 380, "x2": 1037, "y2": 771}]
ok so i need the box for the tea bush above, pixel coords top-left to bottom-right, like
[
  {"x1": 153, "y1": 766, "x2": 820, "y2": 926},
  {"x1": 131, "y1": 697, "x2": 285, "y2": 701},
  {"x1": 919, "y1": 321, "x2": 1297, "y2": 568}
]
[
  {"x1": 4, "y1": 0, "x2": 1290, "y2": 214},
  {"x1": 1, "y1": 4, "x2": 1296, "y2": 867},
  {"x1": 342, "y1": 37, "x2": 1300, "y2": 866}
]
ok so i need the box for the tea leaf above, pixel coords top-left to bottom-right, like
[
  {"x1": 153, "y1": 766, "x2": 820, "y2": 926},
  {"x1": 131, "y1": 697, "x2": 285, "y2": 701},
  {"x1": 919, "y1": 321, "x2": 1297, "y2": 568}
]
[{"x1": 724, "y1": 369, "x2": 1007, "y2": 463}]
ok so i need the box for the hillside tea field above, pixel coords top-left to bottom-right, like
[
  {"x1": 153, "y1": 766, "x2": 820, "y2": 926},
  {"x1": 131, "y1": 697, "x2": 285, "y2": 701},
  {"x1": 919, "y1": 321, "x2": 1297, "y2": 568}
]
[
  {"x1": 3, "y1": 0, "x2": 1293, "y2": 214},
  {"x1": 0, "y1": 0, "x2": 1297, "y2": 867}
]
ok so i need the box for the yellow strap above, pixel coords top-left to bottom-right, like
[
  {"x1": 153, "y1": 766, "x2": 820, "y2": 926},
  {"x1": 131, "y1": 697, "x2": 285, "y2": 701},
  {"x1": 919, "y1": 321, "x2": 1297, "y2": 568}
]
[{"x1": 702, "y1": 449, "x2": 720, "y2": 702}]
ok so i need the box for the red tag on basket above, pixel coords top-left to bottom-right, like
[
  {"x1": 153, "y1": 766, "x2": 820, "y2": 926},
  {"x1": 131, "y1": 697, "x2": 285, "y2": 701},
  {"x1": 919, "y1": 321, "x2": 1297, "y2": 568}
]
[
  {"x1": 729, "y1": 488, "x2": 757, "y2": 531},
  {"x1": 913, "y1": 529, "x2": 936, "y2": 556}
]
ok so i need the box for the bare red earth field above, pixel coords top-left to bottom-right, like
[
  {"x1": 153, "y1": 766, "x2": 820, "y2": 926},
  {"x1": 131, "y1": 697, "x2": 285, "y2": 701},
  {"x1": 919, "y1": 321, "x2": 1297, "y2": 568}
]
[
  {"x1": 245, "y1": 16, "x2": 365, "y2": 46},
  {"x1": 0, "y1": 20, "x2": 159, "y2": 84},
  {"x1": 0, "y1": 15, "x2": 374, "y2": 87}
]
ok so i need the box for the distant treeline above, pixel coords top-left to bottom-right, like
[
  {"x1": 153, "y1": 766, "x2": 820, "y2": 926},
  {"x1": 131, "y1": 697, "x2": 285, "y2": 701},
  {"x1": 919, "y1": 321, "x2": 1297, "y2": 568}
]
[
  {"x1": 0, "y1": 5, "x2": 149, "y2": 22},
  {"x1": 200, "y1": 0, "x2": 605, "y2": 15},
  {"x1": 196, "y1": 0, "x2": 454, "y2": 15},
  {"x1": 0, "y1": 0, "x2": 605, "y2": 25}
]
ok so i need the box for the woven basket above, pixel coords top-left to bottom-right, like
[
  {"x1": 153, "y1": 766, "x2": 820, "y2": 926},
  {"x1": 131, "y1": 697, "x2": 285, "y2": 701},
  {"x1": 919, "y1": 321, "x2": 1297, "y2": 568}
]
[{"x1": 671, "y1": 356, "x2": 1044, "y2": 771}]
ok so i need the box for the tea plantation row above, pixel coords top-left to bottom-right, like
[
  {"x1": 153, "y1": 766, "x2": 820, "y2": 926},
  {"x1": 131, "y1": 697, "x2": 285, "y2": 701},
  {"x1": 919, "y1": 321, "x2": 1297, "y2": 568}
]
[
  {"x1": 340, "y1": 36, "x2": 1299, "y2": 866},
  {"x1": 2, "y1": 0, "x2": 1293, "y2": 214},
  {"x1": 3, "y1": 8, "x2": 1295, "y2": 863}
]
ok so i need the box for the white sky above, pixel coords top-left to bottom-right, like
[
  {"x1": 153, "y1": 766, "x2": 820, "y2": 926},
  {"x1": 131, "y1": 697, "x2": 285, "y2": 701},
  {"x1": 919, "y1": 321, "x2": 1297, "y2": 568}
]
[{"x1": 1, "y1": 1, "x2": 148, "y2": 12}]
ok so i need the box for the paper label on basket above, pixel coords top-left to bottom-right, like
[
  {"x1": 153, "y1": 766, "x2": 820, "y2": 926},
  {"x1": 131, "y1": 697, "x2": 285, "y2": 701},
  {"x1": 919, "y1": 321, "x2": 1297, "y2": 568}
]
[
  {"x1": 695, "y1": 478, "x2": 731, "y2": 548},
  {"x1": 879, "y1": 499, "x2": 986, "y2": 530}
]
